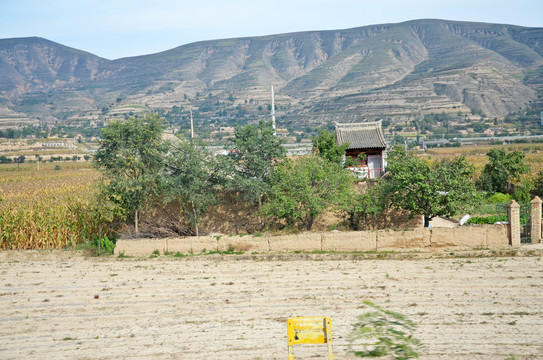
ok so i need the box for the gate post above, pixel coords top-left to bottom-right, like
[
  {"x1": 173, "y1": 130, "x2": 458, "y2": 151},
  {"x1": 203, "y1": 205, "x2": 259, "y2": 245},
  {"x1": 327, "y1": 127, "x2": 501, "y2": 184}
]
[
  {"x1": 508, "y1": 200, "x2": 521, "y2": 247},
  {"x1": 531, "y1": 196, "x2": 542, "y2": 244}
]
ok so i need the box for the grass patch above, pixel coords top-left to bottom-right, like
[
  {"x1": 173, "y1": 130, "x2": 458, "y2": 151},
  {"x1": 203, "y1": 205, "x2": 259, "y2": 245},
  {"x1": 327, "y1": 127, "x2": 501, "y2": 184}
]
[{"x1": 204, "y1": 245, "x2": 244, "y2": 255}]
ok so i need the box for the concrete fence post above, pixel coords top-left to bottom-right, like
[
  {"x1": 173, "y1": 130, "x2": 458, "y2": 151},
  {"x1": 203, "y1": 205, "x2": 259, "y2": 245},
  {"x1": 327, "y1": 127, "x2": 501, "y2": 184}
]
[
  {"x1": 508, "y1": 200, "x2": 521, "y2": 247},
  {"x1": 531, "y1": 196, "x2": 542, "y2": 244}
]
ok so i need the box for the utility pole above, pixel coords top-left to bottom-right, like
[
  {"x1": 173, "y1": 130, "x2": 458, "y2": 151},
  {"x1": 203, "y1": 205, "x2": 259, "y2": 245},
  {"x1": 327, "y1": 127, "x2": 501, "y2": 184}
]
[
  {"x1": 271, "y1": 85, "x2": 276, "y2": 136},
  {"x1": 190, "y1": 108, "x2": 194, "y2": 140}
]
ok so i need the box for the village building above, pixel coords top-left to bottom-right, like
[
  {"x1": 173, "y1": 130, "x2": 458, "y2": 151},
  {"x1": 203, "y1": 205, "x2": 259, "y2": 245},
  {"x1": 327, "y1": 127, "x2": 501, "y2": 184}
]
[{"x1": 335, "y1": 121, "x2": 387, "y2": 178}]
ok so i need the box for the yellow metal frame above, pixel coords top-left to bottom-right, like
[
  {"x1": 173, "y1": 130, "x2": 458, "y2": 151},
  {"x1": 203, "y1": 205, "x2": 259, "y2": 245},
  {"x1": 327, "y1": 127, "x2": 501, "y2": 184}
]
[{"x1": 287, "y1": 317, "x2": 334, "y2": 359}]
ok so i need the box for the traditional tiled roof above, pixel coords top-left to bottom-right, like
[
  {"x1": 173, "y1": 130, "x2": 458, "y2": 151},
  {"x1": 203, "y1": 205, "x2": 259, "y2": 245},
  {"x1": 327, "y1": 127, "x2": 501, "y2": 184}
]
[{"x1": 335, "y1": 121, "x2": 387, "y2": 150}]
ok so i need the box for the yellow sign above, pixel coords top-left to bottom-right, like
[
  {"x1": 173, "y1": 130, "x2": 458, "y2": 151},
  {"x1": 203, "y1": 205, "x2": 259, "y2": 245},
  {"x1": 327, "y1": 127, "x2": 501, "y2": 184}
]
[{"x1": 287, "y1": 317, "x2": 334, "y2": 359}]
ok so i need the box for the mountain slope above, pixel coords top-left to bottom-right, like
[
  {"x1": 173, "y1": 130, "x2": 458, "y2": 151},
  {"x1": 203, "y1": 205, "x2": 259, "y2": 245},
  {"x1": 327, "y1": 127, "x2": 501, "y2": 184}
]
[
  {"x1": 0, "y1": 19, "x2": 542, "y2": 128},
  {"x1": 0, "y1": 37, "x2": 106, "y2": 94}
]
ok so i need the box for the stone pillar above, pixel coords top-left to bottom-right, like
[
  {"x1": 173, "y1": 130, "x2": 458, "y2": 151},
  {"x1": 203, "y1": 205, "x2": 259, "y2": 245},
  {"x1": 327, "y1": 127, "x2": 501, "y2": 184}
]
[
  {"x1": 508, "y1": 200, "x2": 521, "y2": 247},
  {"x1": 531, "y1": 196, "x2": 542, "y2": 244}
]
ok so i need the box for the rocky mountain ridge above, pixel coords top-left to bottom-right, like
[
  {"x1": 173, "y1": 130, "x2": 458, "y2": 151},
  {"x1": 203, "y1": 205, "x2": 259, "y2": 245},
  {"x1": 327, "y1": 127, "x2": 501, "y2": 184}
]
[{"x1": 0, "y1": 19, "x2": 542, "y2": 130}]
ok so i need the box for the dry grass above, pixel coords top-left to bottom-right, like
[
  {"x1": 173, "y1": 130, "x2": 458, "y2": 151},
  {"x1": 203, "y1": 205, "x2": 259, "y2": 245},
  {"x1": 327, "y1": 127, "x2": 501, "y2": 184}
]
[{"x1": 423, "y1": 143, "x2": 543, "y2": 176}]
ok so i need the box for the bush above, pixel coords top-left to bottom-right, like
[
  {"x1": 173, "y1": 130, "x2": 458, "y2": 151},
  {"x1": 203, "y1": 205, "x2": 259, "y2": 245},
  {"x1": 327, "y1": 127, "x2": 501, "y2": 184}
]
[
  {"x1": 535, "y1": 170, "x2": 543, "y2": 197},
  {"x1": 488, "y1": 193, "x2": 512, "y2": 204},
  {"x1": 262, "y1": 155, "x2": 355, "y2": 230},
  {"x1": 467, "y1": 214, "x2": 508, "y2": 225},
  {"x1": 348, "y1": 301, "x2": 421, "y2": 359},
  {"x1": 95, "y1": 236, "x2": 115, "y2": 253},
  {"x1": 344, "y1": 156, "x2": 358, "y2": 168},
  {"x1": 476, "y1": 149, "x2": 529, "y2": 194},
  {"x1": 512, "y1": 179, "x2": 532, "y2": 203}
]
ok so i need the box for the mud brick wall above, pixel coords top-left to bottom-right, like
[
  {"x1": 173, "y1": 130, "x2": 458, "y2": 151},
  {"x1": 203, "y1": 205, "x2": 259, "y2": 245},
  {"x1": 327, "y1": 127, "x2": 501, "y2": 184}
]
[{"x1": 115, "y1": 224, "x2": 509, "y2": 256}]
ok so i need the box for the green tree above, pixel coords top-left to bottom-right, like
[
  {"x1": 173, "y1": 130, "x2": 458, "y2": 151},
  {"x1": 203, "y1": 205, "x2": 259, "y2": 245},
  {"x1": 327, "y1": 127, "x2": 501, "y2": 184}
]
[
  {"x1": 347, "y1": 185, "x2": 387, "y2": 230},
  {"x1": 512, "y1": 178, "x2": 533, "y2": 203},
  {"x1": 162, "y1": 141, "x2": 218, "y2": 236},
  {"x1": 383, "y1": 148, "x2": 478, "y2": 227},
  {"x1": 93, "y1": 113, "x2": 168, "y2": 234},
  {"x1": 471, "y1": 122, "x2": 489, "y2": 132},
  {"x1": 534, "y1": 170, "x2": 543, "y2": 198},
  {"x1": 477, "y1": 149, "x2": 530, "y2": 194},
  {"x1": 227, "y1": 120, "x2": 285, "y2": 228},
  {"x1": 262, "y1": 155, "x2": 356, "y2": 230},
  {"x1": 90, "y1": 181, "x2": 124, "y2": 252},
  {"x1": 14, "y1": 155, "x2": 25, "y2": 170},
  {"x1": 0, "y1": 155, "x2": 12, "y2": 164},
  {"x1": 311, "y1": 129, "x2": 349, "y2": 165}
]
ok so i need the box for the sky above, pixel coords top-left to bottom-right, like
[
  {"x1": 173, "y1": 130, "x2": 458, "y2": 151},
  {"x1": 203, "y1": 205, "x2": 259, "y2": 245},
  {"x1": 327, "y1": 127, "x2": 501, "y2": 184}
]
[{"x1": 1, "y1": 0, "x2": 542, "y2": 60}]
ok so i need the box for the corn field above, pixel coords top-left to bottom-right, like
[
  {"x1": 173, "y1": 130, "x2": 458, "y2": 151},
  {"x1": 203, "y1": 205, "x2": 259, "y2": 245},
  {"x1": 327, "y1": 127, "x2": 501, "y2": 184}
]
[
  {"x1": 0, "y1": 163, "x2": 102, "y2": 250},
  {"x1": 425, "y1": 143, "x2": 543, "y2": 175}
]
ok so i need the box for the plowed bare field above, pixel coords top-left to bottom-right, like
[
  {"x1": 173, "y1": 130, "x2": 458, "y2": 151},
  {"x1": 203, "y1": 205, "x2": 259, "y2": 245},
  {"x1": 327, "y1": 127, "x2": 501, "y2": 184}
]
[{"x1": 1, "y1": 251, "x2": 542, "y2": 359}]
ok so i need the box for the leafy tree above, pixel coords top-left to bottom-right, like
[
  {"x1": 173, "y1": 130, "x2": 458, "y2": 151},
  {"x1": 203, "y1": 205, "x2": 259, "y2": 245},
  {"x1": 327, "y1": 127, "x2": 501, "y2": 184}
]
[
  {"x1": 477, "y1": 149, "x2": 530, "y2": 194},
  {"x1": 90, "y1": 181, "x2": 124, "y2": 251},
  {"x1": 383, "y1": 148, "x2": 478, "y2": 227},
  {"x1": 262, "y1": 155, "x2": 356, "y2": 230},
  {"x1": 227, "y1": 120, "x2": 285, "y2": 227},
  {"x1": 534, "y1": 170, "x2": 543, "y2": 198},
  {"x1": 311, "y1": 129, "x2": 349, "y2": 165},
  {"x1": 347, "y1": 184, "x2": 388, "y2": 230},
  {"x1": 162, "y1": 141, "x2": 218, "y2": 236},
  {"x1": 14, "y1": 155, "x2": 25, "y2": 170},
  {"x1": 471, "y1": 122, "x2": 489, "y2": 132},
  {"x1": 512, "y1": 178, "x2": 533, "y2": 203},
  {"x1": 93, "y1": 113, "x2": 168, "y2": 234}
]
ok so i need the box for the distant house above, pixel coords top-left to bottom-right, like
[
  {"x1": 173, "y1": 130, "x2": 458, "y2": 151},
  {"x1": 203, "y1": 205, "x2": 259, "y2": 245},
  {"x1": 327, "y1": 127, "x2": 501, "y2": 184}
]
[{"x1": 335, "y1": 121, "x2": 387, "y2": 178}]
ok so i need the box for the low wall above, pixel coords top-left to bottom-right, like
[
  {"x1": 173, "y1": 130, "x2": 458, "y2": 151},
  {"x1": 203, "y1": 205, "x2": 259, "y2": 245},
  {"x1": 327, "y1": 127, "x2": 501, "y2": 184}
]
[{"x1": 114, "y1": 224, "x2": 510, "y2": 256}]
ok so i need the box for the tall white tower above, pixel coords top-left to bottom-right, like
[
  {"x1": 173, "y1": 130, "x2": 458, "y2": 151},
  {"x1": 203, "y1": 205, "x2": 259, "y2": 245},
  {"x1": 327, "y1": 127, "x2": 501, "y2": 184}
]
[
  {"x1": 271, "y1": 85, "x2": 276, "y2": 136},
  {"x1": 190, "y1": 109, "x2": 194, "y2": 140}
]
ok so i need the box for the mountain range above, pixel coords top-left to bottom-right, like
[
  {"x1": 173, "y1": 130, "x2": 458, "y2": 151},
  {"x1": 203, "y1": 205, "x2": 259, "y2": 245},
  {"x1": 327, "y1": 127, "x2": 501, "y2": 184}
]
[{"x1": 1, "y1": 19, "x2": 542, "y2": 130}]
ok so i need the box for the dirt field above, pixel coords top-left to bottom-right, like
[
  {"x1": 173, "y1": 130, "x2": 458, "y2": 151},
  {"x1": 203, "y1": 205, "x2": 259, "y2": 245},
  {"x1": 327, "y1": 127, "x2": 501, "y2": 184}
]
[{"x1": 1, "y1": 251, "x2": 542, "y2": 359}]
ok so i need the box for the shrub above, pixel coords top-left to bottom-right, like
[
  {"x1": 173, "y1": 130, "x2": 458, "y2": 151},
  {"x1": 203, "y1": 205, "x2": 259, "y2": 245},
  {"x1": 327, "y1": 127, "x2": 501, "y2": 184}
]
[
  {"x1": 99, "y1": 236, "x2": 115, "y2": 253},
  {"x1": 348, "y1": 301, "x2": 421, "y2": 359},
  {"x1": 488, "y1": 193, "x2": 512, "y2": 204},
  {"x1": 534, "y1": 170, "x2": 543, "y2": 197},
  {"x1": 262, "y1": 155, "x2": 355, "y2": 230},
  {"x1": 512, "y1": 179, "x2": 532, "y2": 203},
  {"x1": 467, "y1": 214, "x2": 508, "y2": 225},
  {"x1": 93, "y1": 235, "x2": 115, "y2": 253}
]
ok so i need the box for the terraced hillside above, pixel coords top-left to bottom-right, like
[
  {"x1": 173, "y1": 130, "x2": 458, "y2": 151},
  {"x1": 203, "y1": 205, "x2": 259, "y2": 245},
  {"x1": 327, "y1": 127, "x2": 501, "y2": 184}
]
[{"x1": 0, "y1": 19, "x2": 542, "y2": 129}]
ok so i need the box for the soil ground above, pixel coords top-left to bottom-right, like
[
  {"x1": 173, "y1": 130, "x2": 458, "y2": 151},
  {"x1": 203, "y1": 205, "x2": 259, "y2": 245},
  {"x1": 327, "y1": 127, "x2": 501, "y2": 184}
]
[{"x1": 1, "y1": 249, "x2": 542, "y2": 360}]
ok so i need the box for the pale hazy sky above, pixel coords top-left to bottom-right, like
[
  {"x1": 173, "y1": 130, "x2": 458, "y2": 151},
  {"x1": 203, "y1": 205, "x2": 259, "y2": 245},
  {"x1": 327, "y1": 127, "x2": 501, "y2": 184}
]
[{"x1": 1, "y1": 0, "x2": 542, "y2": 60}]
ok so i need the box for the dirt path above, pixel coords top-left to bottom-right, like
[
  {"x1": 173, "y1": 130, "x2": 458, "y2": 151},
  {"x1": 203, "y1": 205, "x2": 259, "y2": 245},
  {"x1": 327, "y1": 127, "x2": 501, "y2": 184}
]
[{"x1": 1, "y1": 252, "x2": 542, "y2": 359}]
